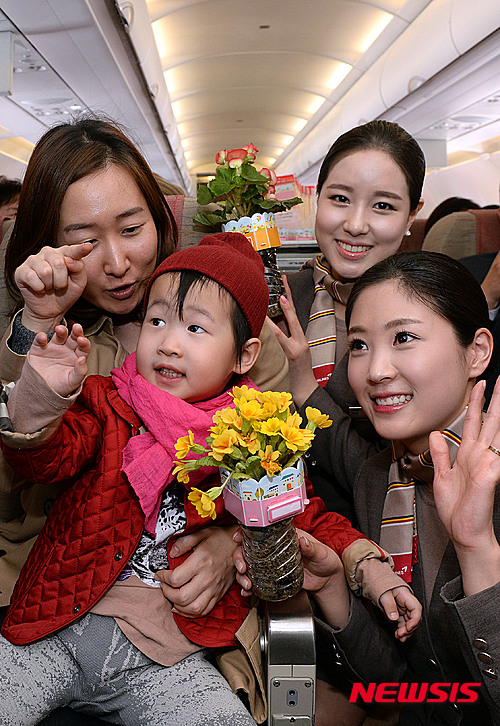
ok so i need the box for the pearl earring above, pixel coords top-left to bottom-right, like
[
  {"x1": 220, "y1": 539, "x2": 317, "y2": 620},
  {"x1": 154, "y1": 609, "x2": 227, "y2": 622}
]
[{"x1": 405, "y1": 229, "x2": 412, "y2": 237}]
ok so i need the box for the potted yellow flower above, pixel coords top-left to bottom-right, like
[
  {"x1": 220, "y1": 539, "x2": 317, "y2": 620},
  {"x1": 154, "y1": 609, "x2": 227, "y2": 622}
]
[
  {"x1": 173, "y1": 385, "x2": 331, "y2": 601},
  {"x1": 193, "y1": 145, "x2": 302, "y2": 317}
]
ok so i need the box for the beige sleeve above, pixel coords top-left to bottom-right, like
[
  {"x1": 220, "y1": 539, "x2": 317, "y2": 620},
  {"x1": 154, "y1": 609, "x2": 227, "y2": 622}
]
[
  {"x1": 341, "y1": 538, "x2": 394, "y2": 592},
  {"x1": 2, "y1": 359, "x2": 80, "y2": 445},
  {"x1": 248, "y1": 319, "x2": 290, "y2": 393},
  {"x1": 355, "y1": 558, "x2": 411, "y2": 607}
]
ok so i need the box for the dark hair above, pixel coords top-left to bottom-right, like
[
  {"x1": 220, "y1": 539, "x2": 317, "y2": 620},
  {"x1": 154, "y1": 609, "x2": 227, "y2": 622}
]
[
  {"x1": 316, "y1": 120, "x2": 425, "y2": 211},
  {"x1": 0, "y1": 176, "x2": 21, "y2": 208},
  {"x1": 424, "y1": 197, "x2": 480, "y2": 236},
  {"x1": 149, "y1": 270, "x2": 251, "y2": 366},
  {"x1": 5, "y1": 116, "x2": 178, "y2": 322},
  {"x1": 346, "y1": 252, "x2": 494, "y2": 377}
]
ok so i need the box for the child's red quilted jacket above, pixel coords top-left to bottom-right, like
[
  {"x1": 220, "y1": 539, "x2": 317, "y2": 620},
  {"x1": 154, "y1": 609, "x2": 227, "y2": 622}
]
[{"x1": 1, "y1": 375, "x2": 367, "y2": 647}]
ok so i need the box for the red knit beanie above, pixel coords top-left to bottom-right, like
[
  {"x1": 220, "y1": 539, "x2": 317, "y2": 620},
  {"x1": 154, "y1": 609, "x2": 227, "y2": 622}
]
[{"x1": 144, "y1": 232, "x2": 269, "y2": 338}]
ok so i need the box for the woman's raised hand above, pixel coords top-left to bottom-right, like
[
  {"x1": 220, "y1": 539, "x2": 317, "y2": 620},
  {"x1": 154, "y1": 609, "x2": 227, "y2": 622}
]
[
  {"x1": 266, "y1": 276, "x2": 319, "y2": 408},
  {"x1": 15, "y1": 242, "x2": 93, "y2": 332},
  {"x1": 430, "y1": 378, "x2": 500, "y2": 595},
  {"x1": 27, "y1": 323, "x2": 91, "y2": 397}
]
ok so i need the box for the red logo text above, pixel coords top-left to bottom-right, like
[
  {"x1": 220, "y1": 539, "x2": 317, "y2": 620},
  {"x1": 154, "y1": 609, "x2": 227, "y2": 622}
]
[{"x1": 349, "y1": 682, "x2": 481, "y2": 704}]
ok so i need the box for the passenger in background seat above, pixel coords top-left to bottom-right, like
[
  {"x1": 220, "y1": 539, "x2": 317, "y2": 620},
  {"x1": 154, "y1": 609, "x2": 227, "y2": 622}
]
[
  {"x1": 423, "y1": 196, "x2": 480, "y2": 237},
  {"x1": 0, "y1": 175, "x2": 21, "y2": 243}
]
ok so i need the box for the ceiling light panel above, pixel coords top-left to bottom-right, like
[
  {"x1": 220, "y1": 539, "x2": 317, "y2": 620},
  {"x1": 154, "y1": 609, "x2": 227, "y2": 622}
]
[{"x1": 148, "y1": 0, "x2": 400, "y2": 172}]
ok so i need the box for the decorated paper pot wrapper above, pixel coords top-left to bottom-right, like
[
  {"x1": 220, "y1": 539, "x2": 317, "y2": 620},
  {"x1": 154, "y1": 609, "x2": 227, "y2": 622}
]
[
  {"x1": 222, "y1": 212, "x2": 285, "y2": 318},
  {"x1": 222, "y1": 211, "x2": 280, "y2": 251},
  {"x1": 222, "y1": 459, "x2": 306, "y2": 601},
  {"x1": 221, "y1": 458, "x2": 307, "y2": 527}
]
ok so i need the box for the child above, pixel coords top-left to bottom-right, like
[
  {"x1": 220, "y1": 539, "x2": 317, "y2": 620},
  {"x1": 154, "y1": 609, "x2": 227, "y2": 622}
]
[
  {"x1": 251, "y1": 251, "x2": 499, "y2": 726},
  {"x1": 0, "y1": 233, "x2": 418, "y2": 726}
]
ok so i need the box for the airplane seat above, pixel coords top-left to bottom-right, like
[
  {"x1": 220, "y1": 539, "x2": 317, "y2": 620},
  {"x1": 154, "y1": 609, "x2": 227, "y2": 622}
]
[
  {"x1": 165, "y1": 195, "x2": 220, "y2": 250},
  {"x1": 421, "y1": 208, "x2": 500, "y2": 259},
  {"x1": 469, "y1": 208, "x2": 500, "y2": 254},
  {"x1": 398, "y1": 217, "x2": 427, "y2": 253},
  {"x1": 261, "y1": 591, "x2": 316, "y2": 725}
]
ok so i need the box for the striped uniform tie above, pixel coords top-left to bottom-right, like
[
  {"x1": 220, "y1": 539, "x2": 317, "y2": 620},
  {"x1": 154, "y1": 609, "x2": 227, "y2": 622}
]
[{"x1": 305, "y1": 256, "x2": 353, "y2": 387}]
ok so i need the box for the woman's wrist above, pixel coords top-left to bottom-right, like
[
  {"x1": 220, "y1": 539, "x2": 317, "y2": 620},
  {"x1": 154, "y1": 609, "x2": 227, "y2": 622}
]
[
  {"x1": 21, "y1": 307, "x2": 64, "y2": 334},
  {"x1": 455, "y1": 538, "x2": 500, "y2": 597},
  {"x1": 289, "y1": 366, "x2": 319, "y2": 409},
  {"x1": 310, "y1": 570, "x2": 350, "y2": 628}
]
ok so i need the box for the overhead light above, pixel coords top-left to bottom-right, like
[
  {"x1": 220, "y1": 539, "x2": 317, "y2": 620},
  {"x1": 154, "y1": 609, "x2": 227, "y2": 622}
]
[
  {"x1": 358, "y1": 12, "x2": 393, "y2": 53},
  {"x1": 0, "y1": 136, "x2": 34, "y2": 163},
  {"x1": 294, "y1": 118, "x2": 307, "y2": 133},
  {"x1": 164, "y1": 69, "x2": 175, "y2": 94},
  {"x1": 327, "y1": 63, "x2": 351, "y2": 91},
  {"x1": 308, "y1": 96, "x2": 326, "y2": 115},
  {"x1": 171, "y1": 100, "x2": 182, "y2": 121},
  {"x1": 408, "y1": 75, "x2": 426, "y2": 93}
]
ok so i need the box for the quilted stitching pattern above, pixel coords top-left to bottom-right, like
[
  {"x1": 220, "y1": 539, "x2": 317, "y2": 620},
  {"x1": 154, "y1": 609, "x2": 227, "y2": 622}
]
[
  {"x1": 1, "y1": 375, "x2": 367, "y2": 649},
  {"x1": 1, "y1": 377, "x2": 250, "y2": 648}
]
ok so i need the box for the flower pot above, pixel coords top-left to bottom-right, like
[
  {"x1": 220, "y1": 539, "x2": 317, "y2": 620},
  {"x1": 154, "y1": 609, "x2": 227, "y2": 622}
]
[
  {"x1": 221, "y1": 459, "x2": 306, "y2": 601},
  {"x1": 241, "y1": 516, "x2": 303, "y2": 600},
  {"x1": 222, "y1": 212, "x2": 285, "y2": 318}
]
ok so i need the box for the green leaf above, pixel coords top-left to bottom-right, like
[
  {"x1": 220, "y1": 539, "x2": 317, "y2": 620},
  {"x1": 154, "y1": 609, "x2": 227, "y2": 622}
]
[
  {"x1": 197, "y1": 185, "x2": 214, "y2": 205},
  {"x1": 242, "y1": 185, "x2": 267, "y2": 201},
  {"x1": 192, "y1": 212, "x2": 225, "y2": 228},
  {"x1": 240, "y1": 164, "x2": 268, "y2": 183},
  {"x1": 280, "y1": 196, "x2": 303, "y2": 209},
  {"x1": 210, "y1": 177, "x2": 237, "y2": 196}
]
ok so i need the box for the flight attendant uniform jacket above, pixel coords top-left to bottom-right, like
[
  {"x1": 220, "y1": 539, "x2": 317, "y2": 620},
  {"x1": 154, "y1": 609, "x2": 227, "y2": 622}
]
[
  {"x1": 287, "y1": 267, "x2": 386, "y2": 522},
  {"x1": 298, "y1": 388, "x2": 500, "y2": 726}
]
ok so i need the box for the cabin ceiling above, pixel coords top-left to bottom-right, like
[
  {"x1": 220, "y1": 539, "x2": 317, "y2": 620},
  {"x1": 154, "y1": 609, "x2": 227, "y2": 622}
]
[
  {"x1": 0, "y1": 0, "x2": 498, "y2": 190},
  {"x1": 148, "y1": 0, "x2": 432, "y2": 173}
]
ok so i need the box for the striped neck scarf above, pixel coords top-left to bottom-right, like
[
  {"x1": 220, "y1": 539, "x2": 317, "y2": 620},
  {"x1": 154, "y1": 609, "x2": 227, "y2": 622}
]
[
  {"x1": 305, "y1": 255, "x2": 353, "y2": 387},
  {"x1": 379, "y1": 409, "x2": 466, "y2": 583}
]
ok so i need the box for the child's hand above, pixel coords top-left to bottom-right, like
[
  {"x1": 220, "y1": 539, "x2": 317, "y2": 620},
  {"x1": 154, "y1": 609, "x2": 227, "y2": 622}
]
[
  {"x1": 379, "y1": 586, "x2": 422, "y2": 642},
  {"x1": 27, "y1": 323, "x2": 90, "y2": 397}
]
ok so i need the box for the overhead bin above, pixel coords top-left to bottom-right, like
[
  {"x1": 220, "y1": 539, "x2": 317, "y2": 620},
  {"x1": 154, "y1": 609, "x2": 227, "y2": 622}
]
[
  {"x1": 277, "y1": 0, "x2": 500, "y2": 182},
  {"x1": 117, "y1": 0, "x2": 192, "y2": 192}
]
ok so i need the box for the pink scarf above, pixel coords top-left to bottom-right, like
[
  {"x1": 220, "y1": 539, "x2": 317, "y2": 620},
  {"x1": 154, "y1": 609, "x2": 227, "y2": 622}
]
[{"x1": 111, "y1": 353, "x2": 257, "y2": 533}]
